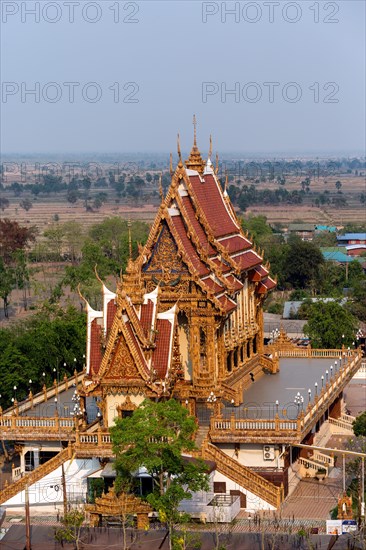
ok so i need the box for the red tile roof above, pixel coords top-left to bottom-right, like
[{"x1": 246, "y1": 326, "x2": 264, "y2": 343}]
[
  {"x1": 152, "y1": 319, "x2": 172, "y2": 378},
  {"x1": 171, "y1": 216, "x2": 209, "y2": 276},
  {"x1": 201, "y1": 276, "x2": 225, "y2": 295},
  {"x1": 211, "y1": 257, "x2": 231, "y2": 273},
  {"x1": 140, "y1": 300, "x2": 154, "y2": 338},
  {"x1": 219, "y1": 235, "x2": 251, "y2": 254},
  {"x1": 257, "y1": 277, "x2": 276, "y2": 294},
  {"x1": 232, "y1": 250, "x2": 262, "y2": 271},
  {"x1": 225, "y1": 274, "x2": 243, "y2": 291},
  {"x1": 90, "y1": 319, "x2": 102, "y2": 376},
  {"x1": 181, "y1": 196, "x2": 216, "y2": 256},
  {"x1": 217, "y1": 295, "x2": 237, "y2": 313},
  {"x1": 188, "y1": 174, "x2": 239, "y2": 237},
  {"x1": 106, "y1": 299, "x2": 117, "y2": 335}
]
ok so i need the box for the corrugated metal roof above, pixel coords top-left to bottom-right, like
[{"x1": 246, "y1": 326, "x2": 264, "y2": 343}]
[{"x1": 337, "y1": 233, "x2": 366, "y2": 240}]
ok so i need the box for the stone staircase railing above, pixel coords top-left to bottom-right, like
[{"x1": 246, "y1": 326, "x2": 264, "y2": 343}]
[
  {"x1": 0, "y1": 445, "x2": 74, "y2": 505},
  {"x1": 341, "y1": 413, "x2": 356, "y2": 423},
  {"x1": 312, "y1": 450, "x2": 334, "y2": 467},
  {"x1": 329, "y1": 417, "x2": 354, "y2": 433},
  {"x1": 202, "y1": 441, "x2": 283, "y2": 509},
  {"x1": 298, "y1": 456, "x2": 329, "y2": 476},
  {"x1": 1, "y1": 371, "x2": 85, "y2": 417}
]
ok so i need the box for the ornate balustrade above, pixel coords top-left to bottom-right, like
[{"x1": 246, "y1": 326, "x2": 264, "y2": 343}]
[
  {"x1": 0, "y1": 414, "x2": 77, "y2": 441},
  {"x1": 1, "y1": 370, "x2": 85, "y2": 417},
  {"x1": 0, "y1": 445, "x2": 74, "y2": 505},
  {"x1": 209, "y1": 353, "x2": 362, "y2": 444},
  {"x1": 74, "y1": 428, "x2": 114, "y2": 458}
]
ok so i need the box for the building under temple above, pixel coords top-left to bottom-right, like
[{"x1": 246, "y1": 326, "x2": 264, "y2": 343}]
[{"x1": 0, "y1": 124, "x2": 362, "y2": 516}]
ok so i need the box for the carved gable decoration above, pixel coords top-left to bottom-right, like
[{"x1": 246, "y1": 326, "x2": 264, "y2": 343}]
[
  {"x1": 104, "y1": 336, "x2": 142, "y2": 381},
  {"x1": 143, "y1": 224, "x2": 188, "y2": 277}
]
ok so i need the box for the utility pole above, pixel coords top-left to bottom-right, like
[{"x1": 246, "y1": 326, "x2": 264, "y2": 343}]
[
  {"x1": 61, "y1": 463, "x2": 67, "y2": 518},
  {"x1": 25, "y1": 483, "x2": 31, "y2": 550}
]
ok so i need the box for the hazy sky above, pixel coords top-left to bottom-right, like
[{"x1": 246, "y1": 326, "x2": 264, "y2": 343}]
[{"x1": 1, "y1": 0, "x2": 365, "y2": 154}]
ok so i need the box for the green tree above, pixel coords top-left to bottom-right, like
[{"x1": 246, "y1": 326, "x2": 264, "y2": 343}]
[
  {"x1": 0, "y1": 197, "x2": 9, "y2": 211},
  {"x1": 54, "y1": 508, "x2": 85, "y2": 550},
  {"x1": 353, "y1": 412, "x2": 366, "y2": 437},
  {"x1": 303, "y1": 300, "x2": 358, "y2": 348},
  {"x1": 19, "y1": 198, "x2": 33, "y2": 211},
  {"x1": 241, "y1": 215, "x2": 273, "y2": 245},
  {"x1": 0, "y1": 258, "x2": 14, "y2": 318},
  {"x1": 0, "y1": 304, "x2": 86, "y2": 406},
  {"x1": 283, "y1": 237, "x2": 324, "y2": 290},
  {"x1": 110, "y1": 399, "x2": 209, "y2": 550}
]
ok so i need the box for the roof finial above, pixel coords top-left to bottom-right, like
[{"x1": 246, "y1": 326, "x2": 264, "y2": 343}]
[
  {"x1": 94, "y1": 264, "x2": 103, "y2": 285},
  {"x1": 77, "y1": 283, "x2": 88, "y2": 306},
  {"x1": 208, "y1": 134, "x2": 213, "y2": 159},
  {"x1": 215, "y1": 152, "x2": 219, "y2": 174},
  {"x1": 127, "y1": 218, "x2": 132, "y2": 260},
  {"x1": 193, "y1": 114, "x2": 197, "y2": 147},
  {"x1": 224, "y1": 171, "x2": 229, "y2": 192},
  {"x1": 169, "y1": 152, "x2": 173, "y2": 175},
  {"x1": 177, "y1": 133, "x2": 182, "y2": 161},
  {"x1": 159, "y1": 173, "x2": 164, "y2": 203}
]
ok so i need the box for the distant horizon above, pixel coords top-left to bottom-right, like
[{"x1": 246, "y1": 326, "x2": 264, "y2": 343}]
[{"x1": 1, "y1": 149, "x2": 365, "y2": 160}]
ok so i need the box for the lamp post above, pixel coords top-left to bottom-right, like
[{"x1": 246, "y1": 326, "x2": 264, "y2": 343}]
[
  {"x1": 13, "y1": 386, "x2": 17, "y2": 401},
  {"x1": 207, "y1": 391, "x2": 217, "y2": 404},
  {"x1": 326, "y1": 370, "x2": 329, "y2": 384},
  {"x1": 315, "y1": 382, "x2": 318, "y2": 396},
  {"x1": 294, "y1": 392, "x2": 303, "y2": 416},
  {"x1": 321, "y1": 375, "x2": 324, "y2": 389},
  {"x1": 275, "y1": 400, "x2": 279, "y2": 415},
  {"x1": 308, "y1": 389, "x2": 311, "y2": 404},
  {"x1": 330, "y1": 365, "x2": 333, "y2": 378}
]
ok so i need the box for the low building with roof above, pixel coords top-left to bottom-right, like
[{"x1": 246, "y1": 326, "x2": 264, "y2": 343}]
[
  {"x1": 287, "y1": 224, "x2": 315, "y2": 241},
  {"x1": 337, "y1": 233, "x2": 366, "y2": 250}
]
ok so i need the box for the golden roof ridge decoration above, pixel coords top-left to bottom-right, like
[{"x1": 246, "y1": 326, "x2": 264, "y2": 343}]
[{"x1": 185, "y1": 115, "x2": 205, "y2": 174}]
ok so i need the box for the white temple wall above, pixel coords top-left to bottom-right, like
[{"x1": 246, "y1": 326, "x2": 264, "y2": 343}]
[
  {"x1": 217, "y1": 443, "x2": 285, "y2": 469},
  {"x1": 105, "y1": 393, "x2": 145, "y2": 427},
  {"x1": 2, "y1": 458, "x2": 100, "y2": 512},
  {"x1": 212, "y1": 470, "x2": 275, "y2": 512}
]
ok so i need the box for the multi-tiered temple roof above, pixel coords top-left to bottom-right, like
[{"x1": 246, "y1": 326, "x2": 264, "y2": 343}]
[{"x1": 83, "y1": 122, "x2": 276, "y2": 400}]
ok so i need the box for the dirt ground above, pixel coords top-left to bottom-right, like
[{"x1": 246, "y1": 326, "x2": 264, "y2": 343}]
[{"x1": 0, "y1": 525, "x2": 358, "y2": 550}]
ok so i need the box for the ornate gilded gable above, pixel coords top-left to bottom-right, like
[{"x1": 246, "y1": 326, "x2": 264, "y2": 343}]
[
  {"x1": 104, "y1": 335, "x2": 143, "y2": 381},
  {"x1": 143, "y1": 223, "x2": 189, "y2": 276}
]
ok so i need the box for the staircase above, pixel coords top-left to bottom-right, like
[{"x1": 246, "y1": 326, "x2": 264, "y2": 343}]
[
  {"x1": 201, "y1": 441, "x2": 283, "y2": 509},
  {"x1": 0, "y1": 445, "x2": 74, "y2": 505},
  {"x1": 298, "y1": 450, "x2": 335, "y2": 479},
  {"x1": 196, "y1": 426, "x2": 209, "y2": 449},
  {"x1": 329, "y1": 415, "x2": 354, "y2": 434}
]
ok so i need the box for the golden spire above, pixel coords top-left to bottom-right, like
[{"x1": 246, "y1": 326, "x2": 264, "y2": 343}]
[
  {"x1": 159, "y1": 173, "x2": 164, "y2": 203},
  {"x1": 169, "y1": 152, "x2": 173, "y2": 175},
  {"x1": 193, "y1": 114, "x2": 197, "y2": 147},
  {"x1": 208, "y1": 134, "x2": 212, "y2": 159},
  {"x1": 215, "y1": 152, "x2": 219, "y2": 174},
  {"x1": 127, "y1": 218, "x2": 132, "y2": 260},
  {"x1": 177, "y1": 133, "x2": 182, "y2": 161},
  {"x1": 185, "y1": 115, "x2": 205, "y2": 174}
]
